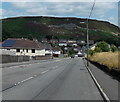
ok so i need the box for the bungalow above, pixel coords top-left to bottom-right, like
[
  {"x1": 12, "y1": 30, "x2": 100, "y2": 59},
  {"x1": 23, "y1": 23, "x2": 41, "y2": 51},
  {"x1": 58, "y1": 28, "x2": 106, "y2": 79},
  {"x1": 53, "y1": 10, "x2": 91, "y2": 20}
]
[{"x1": 1, "y1": 38, "x2": 45, "y2": 57}]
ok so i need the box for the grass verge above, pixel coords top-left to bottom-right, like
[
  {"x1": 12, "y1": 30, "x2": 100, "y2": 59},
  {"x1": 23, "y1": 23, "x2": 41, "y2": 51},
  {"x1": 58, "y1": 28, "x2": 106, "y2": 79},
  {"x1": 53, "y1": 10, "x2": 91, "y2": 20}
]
[{"x1": 89, "y1": 51, "x2": 119, "y2": 71}]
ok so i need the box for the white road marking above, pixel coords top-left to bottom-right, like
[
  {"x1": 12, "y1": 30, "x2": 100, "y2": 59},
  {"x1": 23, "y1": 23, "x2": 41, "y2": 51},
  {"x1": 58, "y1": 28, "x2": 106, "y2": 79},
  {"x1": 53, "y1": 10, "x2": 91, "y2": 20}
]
[
  {"x1": 52, "y1": 66, "x2": 58, "y2": 69},
  {"x1": 41, "y1": 70, "x2": 49, "y2": 74},
  {"x1": 20, "y1": 77, "x2": 33, "y2": 83}
]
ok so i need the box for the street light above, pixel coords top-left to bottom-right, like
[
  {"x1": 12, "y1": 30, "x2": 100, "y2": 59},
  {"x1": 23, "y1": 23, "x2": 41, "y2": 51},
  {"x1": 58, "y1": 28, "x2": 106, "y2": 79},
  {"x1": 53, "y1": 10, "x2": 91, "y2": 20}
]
[{"x1": 80, "y1": 20, "x2": 89, "y2": 67}]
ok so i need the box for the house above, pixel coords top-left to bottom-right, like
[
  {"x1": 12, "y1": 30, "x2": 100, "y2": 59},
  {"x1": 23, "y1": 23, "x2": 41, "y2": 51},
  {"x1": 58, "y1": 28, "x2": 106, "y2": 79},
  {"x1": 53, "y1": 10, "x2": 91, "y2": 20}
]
[
  {"x1": 77, "y1": 40, "x2": 86, "y2": 45},
  {"x1": 68, "y1": 40, "x2": 76, "y2": 43},
  {"x1": 50, "y1": 39, "x2": 59, "y2": 44},
  {"x1": 89, "y1": 40, "x2": 94, "y2": 45},
  {"x1": 43, "y1": 43, "x2": 52, "y2": 55},
  {"x1": 1, "y1": 38, "x2": 45, "y2": 57},
  {"x1": 53, "y1": 47, "x2": 63, "y2": 57},
  {"x1": 89, "y1": 43, "x2": 97, "y2": 50},
  {"x1": 58, "y1": 39, "x2": 67, "y2": 47},
  {"x1": 59, "y1": 39, "x2": 67, "y2": 43},
  {"x1": 59, "y1": 43, "x2": 67, "y2": 47},
  {"x1": 41, "y1": 38, "x2": 48, "y2": 43}
]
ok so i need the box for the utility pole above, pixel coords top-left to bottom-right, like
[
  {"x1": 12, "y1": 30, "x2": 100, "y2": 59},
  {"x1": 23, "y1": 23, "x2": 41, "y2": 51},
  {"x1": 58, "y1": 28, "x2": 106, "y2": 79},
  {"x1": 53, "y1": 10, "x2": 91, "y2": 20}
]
[
  {"x1": 86, "y1": 18, "x2": 89, "y2": 67},
  {"x1": 51, "y1": 34, "x2": 54, "y2": 59}
]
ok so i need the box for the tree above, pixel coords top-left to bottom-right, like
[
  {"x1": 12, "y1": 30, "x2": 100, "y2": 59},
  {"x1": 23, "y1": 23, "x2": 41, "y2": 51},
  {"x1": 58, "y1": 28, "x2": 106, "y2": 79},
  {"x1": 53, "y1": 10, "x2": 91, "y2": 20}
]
[
  {"x1": 96, "y1": 41, "x2": 110, "y2": 52},
  {"x1": 45, "y1": 35, "x2": 52, "y2": 40},
  {"x1": 111, "y1": 45, "x2": 118, "y2": 52}
]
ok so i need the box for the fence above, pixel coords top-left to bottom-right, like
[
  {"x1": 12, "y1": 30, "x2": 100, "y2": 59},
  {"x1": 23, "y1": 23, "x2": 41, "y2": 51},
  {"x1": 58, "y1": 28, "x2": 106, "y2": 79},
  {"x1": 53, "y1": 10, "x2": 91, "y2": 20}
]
[{"x1": 0, "y1": 55, "x2": 30, "y2": 63}]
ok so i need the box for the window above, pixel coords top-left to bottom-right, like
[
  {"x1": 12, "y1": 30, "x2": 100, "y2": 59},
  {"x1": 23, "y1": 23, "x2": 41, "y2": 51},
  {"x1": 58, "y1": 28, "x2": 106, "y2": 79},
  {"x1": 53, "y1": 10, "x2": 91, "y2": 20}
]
[
  {"x1": 26, "y1": 49, "x2": 28, "y2": 53},
  {"x1": 7, "y1": 49, "x2": 10, "y2": 50},
  {"x1": 16, "y1": 49, "x2": 20, "y2": 52},
  {"x1": 31, "y1": 49, "x2": 35, "y2": 53}
]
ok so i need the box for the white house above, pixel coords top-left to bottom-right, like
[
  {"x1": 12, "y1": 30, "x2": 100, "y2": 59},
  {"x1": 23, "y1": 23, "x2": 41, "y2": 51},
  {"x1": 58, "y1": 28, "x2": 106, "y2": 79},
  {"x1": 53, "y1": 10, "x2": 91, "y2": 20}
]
[
  {"x1": 58, "y1": 43, "x2": 67, "y2": 47},
  {"x1": 89, "y1": 43, "x2": 97, "y2": 50},
  {"x1": 1, "y1": 38, "x2": 45, "y2": 57}
]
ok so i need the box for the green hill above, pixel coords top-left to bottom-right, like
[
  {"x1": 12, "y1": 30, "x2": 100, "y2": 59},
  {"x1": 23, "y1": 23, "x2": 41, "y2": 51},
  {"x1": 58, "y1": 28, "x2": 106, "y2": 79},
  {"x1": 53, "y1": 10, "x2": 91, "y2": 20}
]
[{"x1": 2, "y1": 16, "x2": 120, "y2": 46}]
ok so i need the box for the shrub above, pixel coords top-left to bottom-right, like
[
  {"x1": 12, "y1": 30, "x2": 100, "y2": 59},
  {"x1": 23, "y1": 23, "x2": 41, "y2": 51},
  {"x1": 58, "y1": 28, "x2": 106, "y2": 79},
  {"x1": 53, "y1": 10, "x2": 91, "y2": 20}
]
[
  {"x1": 88, "y1": 50, "x2": 95, "y2": 56},
  {"x1": 111, "y1": 45, "x2": 118, "y2": 52},
  {"x1": 96, "y1": 41, "x2": 110, "y2": 52},
  {"x1": 94, "y1": 47, "x2": 102, "y2": 52}
]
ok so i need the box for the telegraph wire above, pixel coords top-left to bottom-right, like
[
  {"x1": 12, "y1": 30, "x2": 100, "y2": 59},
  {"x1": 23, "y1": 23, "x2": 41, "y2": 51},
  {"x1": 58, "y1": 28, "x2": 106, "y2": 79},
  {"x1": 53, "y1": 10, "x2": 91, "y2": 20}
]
[{"x1": 88, "y1": 0, "x2": 96, "y2": 19}]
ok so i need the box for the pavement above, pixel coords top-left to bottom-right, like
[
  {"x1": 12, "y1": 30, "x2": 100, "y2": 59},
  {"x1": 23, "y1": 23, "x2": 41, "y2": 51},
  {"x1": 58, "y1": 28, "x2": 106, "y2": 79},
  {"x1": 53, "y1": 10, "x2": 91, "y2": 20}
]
[
  {"x1": 83, "y1": 59, "x2": 119, "y2": 101},
  {"x1": 2, "y1": 57, "x2": 103, "y2": 100}
]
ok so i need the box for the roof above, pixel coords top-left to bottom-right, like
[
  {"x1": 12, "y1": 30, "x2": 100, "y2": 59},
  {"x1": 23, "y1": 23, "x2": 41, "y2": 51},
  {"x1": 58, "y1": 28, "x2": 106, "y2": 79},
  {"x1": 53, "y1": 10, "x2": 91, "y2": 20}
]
[
  {"x1": 2, "y1": 38, "x2": 44, "y2": 49},
  {"x1": 43, "y1": 43, "x2": 52, "y2": 50},
  {"x1": 53, "y1": 47, "x2": 62, "y2": 51}
]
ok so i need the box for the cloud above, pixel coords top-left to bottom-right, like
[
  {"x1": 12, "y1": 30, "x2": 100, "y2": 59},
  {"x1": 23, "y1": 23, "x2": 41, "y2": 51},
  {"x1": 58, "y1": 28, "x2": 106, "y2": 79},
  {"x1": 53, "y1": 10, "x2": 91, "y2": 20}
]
[
  {"x1": 2, "y1": 2, "x2": 118, "y2": 25},
  {"x1": 2, "y1": 0, "x2": 120, "y2": 2},
  {"x1": 9, "y1": 2, "x2": 116, "y2": 17}
]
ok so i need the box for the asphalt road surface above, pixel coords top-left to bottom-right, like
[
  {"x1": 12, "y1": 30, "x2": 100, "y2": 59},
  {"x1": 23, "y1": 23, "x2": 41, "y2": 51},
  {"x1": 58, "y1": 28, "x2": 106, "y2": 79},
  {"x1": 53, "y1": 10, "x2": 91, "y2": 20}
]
[{"x1": 2, "y1": 57, "x2": 103, "y2": 100}]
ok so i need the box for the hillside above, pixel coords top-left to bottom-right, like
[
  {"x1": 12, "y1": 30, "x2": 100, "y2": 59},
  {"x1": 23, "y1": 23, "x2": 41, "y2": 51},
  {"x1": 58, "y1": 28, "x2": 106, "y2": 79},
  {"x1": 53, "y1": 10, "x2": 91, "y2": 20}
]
[{"x1": 2, "y1": 16, "x2": 120, "y2": 46}]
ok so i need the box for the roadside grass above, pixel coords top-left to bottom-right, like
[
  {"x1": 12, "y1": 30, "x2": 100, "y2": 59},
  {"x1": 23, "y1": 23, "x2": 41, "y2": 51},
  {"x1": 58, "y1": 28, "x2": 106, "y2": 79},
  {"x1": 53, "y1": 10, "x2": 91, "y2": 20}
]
[{"x1": 89, "y1": 51, "x2": 119, "y2": 71}]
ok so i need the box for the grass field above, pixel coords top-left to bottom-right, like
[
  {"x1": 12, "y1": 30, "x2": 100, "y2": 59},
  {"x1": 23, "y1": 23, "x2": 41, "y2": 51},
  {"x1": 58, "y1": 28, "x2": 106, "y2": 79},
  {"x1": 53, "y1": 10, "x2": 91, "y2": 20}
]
[{"x1": 89, "y1": 51, "x2": 119, "y2": 71}]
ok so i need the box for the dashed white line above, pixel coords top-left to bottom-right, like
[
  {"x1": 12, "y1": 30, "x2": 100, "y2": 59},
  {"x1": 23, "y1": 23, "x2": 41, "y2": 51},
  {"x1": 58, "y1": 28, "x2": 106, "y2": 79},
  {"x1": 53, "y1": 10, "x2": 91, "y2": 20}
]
[
  {"x1": 41, "y1": 70, "x2": 49, "y2": 74},
  {"x1": 20, "y1": 77, "x2": 33, "y2": 83}
]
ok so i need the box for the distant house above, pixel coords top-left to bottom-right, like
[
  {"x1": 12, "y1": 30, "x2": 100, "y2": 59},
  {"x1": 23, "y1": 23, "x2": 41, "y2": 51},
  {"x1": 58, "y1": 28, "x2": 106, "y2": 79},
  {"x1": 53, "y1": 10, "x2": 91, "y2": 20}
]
[
  {"x1": 59, "y1": 43, "x2": 67, "y2": 47},
  {"x1": 44, "y1": 43, "x2": 52, "y2": 55},
  {"x1": 1, "y1": 38, "x2": 45, "y2": 57},
  {"x1": 68, "y1": 40, "x2": 76, "y2": 43},
  {"x1": 89, "y1": 43, "x2": 97, "y2": 50},
  {"x1": 89, "y1": 40, "x2": 94, "y2": 45},
  {"x1": 53, "y1": 47, "x2": 62, "y2": 57},
  {"x1": 41, "y1": 38, "x2": 48, "y2": 43},
  {"x1": 58, "y1": 39, "x2": 67, "y2": 47},
  {"x1": 50, "y1": 39, "x2": 59, "y2": 44},
  {"x1": 77, "y1": 40, "x2": 86, "y2": 45},
  {"x1": 59, "y1": 39, "x2": 67, "y2": 43}
]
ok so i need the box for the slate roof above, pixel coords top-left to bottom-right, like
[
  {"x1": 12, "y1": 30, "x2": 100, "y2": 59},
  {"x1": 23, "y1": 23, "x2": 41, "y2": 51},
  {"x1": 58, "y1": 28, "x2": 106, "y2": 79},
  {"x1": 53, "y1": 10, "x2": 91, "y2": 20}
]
[
  {"x1": 43, "y1": 43, "x2": 52, "y2": 50},
  {"x1": 2, "y1": 38, "x2": 44, "y2": 49}
]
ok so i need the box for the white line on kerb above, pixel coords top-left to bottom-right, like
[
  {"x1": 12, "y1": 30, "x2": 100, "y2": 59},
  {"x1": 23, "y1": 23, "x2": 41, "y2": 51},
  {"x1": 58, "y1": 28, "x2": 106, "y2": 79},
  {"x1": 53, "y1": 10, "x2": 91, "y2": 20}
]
[
  {"x1": 84, "y1": 62, "x2": 110, "y2": 102},
  {"x1": 41, "y1": 70, "x2": 49, "y2": 74}
]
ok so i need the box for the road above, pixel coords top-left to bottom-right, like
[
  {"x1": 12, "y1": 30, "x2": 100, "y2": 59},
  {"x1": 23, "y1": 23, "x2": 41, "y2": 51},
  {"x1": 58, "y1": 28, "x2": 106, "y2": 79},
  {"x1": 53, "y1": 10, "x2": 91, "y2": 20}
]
[{"x1": 2, "y1": 57, "x2": 103, "y2": 100}]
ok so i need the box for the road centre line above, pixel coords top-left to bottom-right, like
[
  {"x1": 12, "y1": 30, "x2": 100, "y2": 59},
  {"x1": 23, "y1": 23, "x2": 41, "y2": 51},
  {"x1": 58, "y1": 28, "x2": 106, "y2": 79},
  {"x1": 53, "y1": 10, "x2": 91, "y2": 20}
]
[
  {"x1": 2, "y1": 62, "x2": 67, "y2": 92},
  {"x1": 41, "y1": 70, "x2": 49, "y2": 74}
]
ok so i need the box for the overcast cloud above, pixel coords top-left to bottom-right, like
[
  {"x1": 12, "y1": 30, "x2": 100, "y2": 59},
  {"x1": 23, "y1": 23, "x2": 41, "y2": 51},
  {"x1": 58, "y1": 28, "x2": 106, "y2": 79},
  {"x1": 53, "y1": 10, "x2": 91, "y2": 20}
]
[{"x1": 1, "y1": 2, "x2": 118, "y2": 26}]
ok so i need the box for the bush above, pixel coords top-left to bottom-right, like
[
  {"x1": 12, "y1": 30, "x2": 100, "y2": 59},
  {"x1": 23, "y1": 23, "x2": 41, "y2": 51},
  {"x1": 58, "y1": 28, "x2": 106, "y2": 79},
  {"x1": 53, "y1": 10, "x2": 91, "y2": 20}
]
[
  {"x1": 68, "y1": 50, "x2": 77, "y2": 55},
  {"x1": 96, "y1": 41, "x2": 110, "y2": 52},
  {"x1": 88, "y1": 50, "x2": 95, "y2": 56},
  {"x1": 94, "y1": 47, "x2": 102, "y2": 52},
  {"x1": 111, "y1": 45, "x2": 118, "y2": 52}
]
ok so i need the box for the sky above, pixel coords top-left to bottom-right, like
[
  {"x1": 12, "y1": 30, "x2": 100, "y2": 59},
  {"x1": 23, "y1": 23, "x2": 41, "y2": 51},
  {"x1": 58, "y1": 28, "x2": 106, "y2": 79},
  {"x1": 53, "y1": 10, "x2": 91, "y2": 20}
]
[{"x1": 1, "y1": 1, "x2": 119, "y2": 26}]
